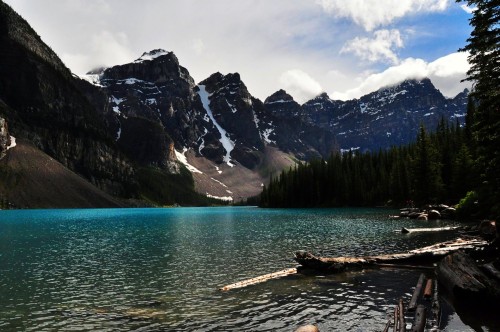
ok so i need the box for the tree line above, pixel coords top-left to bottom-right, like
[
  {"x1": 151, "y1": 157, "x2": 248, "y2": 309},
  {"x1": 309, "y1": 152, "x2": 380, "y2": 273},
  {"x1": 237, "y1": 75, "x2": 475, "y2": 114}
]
[
  {"x1": 260, "y1": 119, "x2": 474, "y2": 209},
  {"x1": 261, "y1": 0, "x2": 499, "y2": 219}
]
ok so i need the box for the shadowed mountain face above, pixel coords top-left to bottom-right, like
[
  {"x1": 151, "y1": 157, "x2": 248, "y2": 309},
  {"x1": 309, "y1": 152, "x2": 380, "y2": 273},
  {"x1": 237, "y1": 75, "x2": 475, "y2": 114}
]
[
  {"x1": 0, "y1": 1, "x2": 468, "y2": 206},
  {"x1": 0, "y1": 1, "x2": 135, "y2": 198}
]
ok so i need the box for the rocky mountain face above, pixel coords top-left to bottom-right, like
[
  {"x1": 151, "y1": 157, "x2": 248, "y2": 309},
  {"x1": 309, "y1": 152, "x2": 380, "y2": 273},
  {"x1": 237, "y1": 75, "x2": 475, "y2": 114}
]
[
  {"x1": 0, "y1": 1, "x2": 135, "y2": 197},
  {"x1": 301, "y1": 78, "x2": 468, "y2": 151},
  {"x1": 88, "y1": 55, "x2": 337, "y2": 171}
]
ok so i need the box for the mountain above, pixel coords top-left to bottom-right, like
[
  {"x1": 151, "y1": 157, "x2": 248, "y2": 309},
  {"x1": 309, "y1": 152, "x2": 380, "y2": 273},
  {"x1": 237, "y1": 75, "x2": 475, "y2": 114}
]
[
  {"x1": 82, "y1": 54, "x2": 335, "y2": 201},
  {"x1": 0, "y1": 1, "x2": 469, "y2": 207},
  {"x1": 301, "y1": 78, "x2": 468, "y2": 151},
  {"x1": 0, "y1": 1, "x2": 136, "y2": 200},
  {"x1": 0, "y1": 2, "x2": 218, "y2": 207}
]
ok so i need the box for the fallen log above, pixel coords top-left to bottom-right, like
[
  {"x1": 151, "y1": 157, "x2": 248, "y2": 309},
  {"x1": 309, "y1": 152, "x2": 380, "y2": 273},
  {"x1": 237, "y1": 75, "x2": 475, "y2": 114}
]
[
  {"x1": 397, "y1": 299, "x2": 405, "y2": 332},
  {"x1": 219, "y1": 268, "x2": 297, "y2": 291},
  {"x1": 410, "y1": 305, "x2": 426, "y2": 332},
  {"x1": 408, "y1": 273, "x2": 425, "y2": 311},
  {"x1": 429, "y1": 281, "x2": 441, "y2": 331},
  {"x1": 401, "y1": 226, "x2": 460, "y2": 234},
  {"x1": 436, "y1": 251, "x2": 500, "y2": 303},
  {"x1": 294, "y1": 238, "x2": 488, "y2": 272}
]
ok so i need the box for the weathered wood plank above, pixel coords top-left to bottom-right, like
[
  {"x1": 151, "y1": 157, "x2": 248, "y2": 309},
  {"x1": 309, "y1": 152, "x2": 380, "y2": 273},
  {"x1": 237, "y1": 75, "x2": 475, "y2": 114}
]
[{"x1": 219, "y1": 268, "x2": 297, "y2": 291}]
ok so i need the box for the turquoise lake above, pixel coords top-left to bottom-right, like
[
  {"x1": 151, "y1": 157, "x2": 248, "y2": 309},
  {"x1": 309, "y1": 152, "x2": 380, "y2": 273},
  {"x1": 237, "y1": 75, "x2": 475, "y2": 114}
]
[{"x1": 0, "y1": 207, "x2": 484, "y2": 331}]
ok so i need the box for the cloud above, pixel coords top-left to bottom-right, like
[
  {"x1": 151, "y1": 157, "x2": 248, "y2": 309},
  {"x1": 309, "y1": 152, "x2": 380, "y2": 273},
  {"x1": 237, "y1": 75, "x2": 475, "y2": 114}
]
[
  {"x1": 317, "y1": 0, "x2": 449, "y2": 31},
  {"x1": 460, "y1": 4, "x2": 476, "y2": 14},
  {"x1": 279, "y1": 69, "x2": 323, "y2": 103},
  {"x1": 62, "y1": 31, "x2": 135, "y2": 73},
  {"x1": 191, "y1": 38, "x2": 205, "y2": 55},
  {"x1": 332, "y1": 52, "x2": 470, "y2": 100},
  {"x1": 341, "y1": 29, "x2": 404, "y2": 64}
]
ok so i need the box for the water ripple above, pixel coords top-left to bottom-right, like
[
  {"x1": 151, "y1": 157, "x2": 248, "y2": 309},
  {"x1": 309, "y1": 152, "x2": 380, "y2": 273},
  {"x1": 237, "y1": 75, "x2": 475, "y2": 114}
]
[{"x1": 0, "y1": 207, "x2": 477, "y2": 331}]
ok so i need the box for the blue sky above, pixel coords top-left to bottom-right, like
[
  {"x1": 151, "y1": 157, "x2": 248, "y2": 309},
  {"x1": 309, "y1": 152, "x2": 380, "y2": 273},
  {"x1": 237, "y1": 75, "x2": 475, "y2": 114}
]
[{"x1": 5, "y1": 0, "x2": 474, "y2": 103}]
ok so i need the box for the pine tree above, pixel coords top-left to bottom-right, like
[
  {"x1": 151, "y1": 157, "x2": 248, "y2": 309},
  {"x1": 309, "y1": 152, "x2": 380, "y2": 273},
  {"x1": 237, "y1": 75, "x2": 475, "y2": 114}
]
[
  {"x1": 458, "y1": 0, "x2": 500, "y2": 217},
  {"x1": 412, "y1": 125, "x2": 443, "y2": 204}
]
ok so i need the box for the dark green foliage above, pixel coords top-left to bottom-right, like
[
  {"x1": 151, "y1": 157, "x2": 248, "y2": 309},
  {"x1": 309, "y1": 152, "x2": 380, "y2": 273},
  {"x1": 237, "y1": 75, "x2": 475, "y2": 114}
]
[
  {"x1": 136, "y1": 166, "x2": 227, "y2": 207},
  {"x1": 457, "y1": 0, "x2": 500, "y2": 218},
  {"x1": 260, "y1": 122, "x2": 470, "y2": 208},
  {"x1": 456, "y1": 191, "x2": 479, "y2": 218},
  {"x1": 412, "y1": 125, "x2": 443, "y2": 204}
]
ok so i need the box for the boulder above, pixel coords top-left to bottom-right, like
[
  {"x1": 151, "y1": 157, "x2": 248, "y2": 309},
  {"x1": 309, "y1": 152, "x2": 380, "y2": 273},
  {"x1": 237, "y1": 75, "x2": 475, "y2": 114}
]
[
  {"x1": 428, "y1": 210, "x2": 441, "y2": 220},
  {"x1": 479, "y1": 220, "x2": 497, "y2": 239},
  {"x1": 441, "y1": 207, "x2": 456, "y2": 219},
  {"x1": 295, "y1": 325, "x2": 319, "y2": 332}
]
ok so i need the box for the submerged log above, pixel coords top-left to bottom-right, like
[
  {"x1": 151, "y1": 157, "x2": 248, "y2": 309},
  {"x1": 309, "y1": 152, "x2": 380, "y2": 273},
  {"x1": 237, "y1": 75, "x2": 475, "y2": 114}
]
[
  {"x1": 294, "y1": 238, "x2": 488, "y2": 272},
  {"x1": 436, "y1": 251, "x2": 500, "y2": 303}
]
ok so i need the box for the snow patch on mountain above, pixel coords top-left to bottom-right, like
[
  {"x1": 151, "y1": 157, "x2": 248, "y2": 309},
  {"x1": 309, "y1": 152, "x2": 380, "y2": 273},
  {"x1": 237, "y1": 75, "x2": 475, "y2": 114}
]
[
  {"x1": 262, "y1": 128, "x2": 276, "y2": 144},
  {"x1": 206, "y1": 193, "x2": 233, "y2": 201},
  {"x1": 175, "y1": 148, "x2": 203, "y2": 174},
  {"x1": 79, "y1": 74, "x2": 103, "y2": 87},
  {"x1": 134, "y1": 49, "x2": 169, "y2": 63},
  {"x1": 198, "y1": 85, "x2": 235, "y2": 167},
  {"x1": 7, "y1": 136, "x2": 16, "y2": 150},
  {"x1": 211, "y1": 177, "x2": 228, "y2": 188},
  {"x1": 226, "y1": 99, "x2": 237, "y2": 113}
]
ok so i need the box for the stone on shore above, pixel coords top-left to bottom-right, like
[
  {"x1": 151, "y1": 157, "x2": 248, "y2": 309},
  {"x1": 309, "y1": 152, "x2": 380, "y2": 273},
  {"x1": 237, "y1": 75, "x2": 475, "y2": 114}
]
[{"x1": 295, "y1": 325, "x2": 319, "y2": 332}]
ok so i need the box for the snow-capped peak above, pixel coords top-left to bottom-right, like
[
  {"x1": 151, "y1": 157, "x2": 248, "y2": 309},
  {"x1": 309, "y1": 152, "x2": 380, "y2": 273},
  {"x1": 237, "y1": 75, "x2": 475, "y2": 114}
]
[{"x1": 134, "y1": 49, "x2": 170, "y2": 63}]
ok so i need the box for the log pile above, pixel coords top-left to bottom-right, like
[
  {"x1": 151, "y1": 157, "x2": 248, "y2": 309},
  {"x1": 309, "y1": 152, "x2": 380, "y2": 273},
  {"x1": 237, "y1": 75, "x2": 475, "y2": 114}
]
[
  {"x1": 384, "y1": 274, "x2": 441, "y2": 332},
  {"x1": 294, "y1": 237, "x2": 488, "y2": 272}
]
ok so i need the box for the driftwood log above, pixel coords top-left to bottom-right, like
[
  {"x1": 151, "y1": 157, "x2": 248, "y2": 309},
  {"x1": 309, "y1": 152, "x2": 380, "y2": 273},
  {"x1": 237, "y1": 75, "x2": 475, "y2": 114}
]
[
  {"x1": 436, "y1": 251, "x2": 500, "y2": 303},
  {"x1": 294, "y1": 238, "x2": 488, "y2": 272},
  {"x1": 400, "y1": 226, "x2": 460, "y2": 234}
]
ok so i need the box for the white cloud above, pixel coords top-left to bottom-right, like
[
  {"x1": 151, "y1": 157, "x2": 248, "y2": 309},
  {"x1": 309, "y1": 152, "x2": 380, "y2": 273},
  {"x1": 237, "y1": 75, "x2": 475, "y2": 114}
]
[
  {"x1": 279, "y1": 69, "x2": 323, "y2": 103},
  {"x1": 332, "y1": 52, "x2": 470, "y2": 100},
  {"x1": 317, "y1": 0, "x2": 449, "y2": 31},
  {"x1": 4, "y1": 0, "x2": 470, "y2": 104},
  {"x1": 191, "y1": 38, "x2": 205, "y2": 55},
  {"x1": 341, "y1": 29, "x2": 404, "y2": 64},
  {"x1": 460, "y1": 4, "x2": 476, "y2": 14},
  {"x1": 62, "y1": 31, "x2": 135, "y2": 74}
]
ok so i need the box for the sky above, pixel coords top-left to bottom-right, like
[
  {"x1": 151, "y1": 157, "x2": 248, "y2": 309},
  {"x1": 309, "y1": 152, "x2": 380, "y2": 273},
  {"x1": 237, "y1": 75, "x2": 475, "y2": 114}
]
[{"x1": 5, "y1": 0, "x2": 474, "y2": 103}]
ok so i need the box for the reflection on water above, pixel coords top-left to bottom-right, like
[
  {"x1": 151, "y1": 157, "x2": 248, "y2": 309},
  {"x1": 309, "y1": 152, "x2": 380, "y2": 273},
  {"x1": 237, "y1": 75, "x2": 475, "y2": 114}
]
[{"x1": 0, "y1": 207, "x2": 484, "y2": 331}]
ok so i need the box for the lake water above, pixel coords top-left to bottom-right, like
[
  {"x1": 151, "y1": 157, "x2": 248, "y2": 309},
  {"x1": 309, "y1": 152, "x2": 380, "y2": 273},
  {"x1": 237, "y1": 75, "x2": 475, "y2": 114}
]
[{"x1": 0, "y1": 207, "x2": 483, "y2": 331}]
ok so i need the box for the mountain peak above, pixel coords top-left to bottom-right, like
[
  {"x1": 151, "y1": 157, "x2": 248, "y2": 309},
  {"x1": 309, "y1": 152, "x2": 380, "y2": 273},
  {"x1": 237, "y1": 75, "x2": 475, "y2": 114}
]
[
  {"x1": 264, "y1": 89, "x2": 295, "y2": 105},
  {"x1": 134, "y1": 49, "x2": 172, "y2": 63}
]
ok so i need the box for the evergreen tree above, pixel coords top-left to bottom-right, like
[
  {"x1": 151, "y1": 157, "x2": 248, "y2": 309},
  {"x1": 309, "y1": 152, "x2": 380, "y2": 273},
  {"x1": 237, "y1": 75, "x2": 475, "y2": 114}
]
[
  {"x1": 458, "y1": 0, "x2": 500, "y2": 217},
  {"x1": 412, "y1": 125, "x2": 443, "y2": 204}
]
